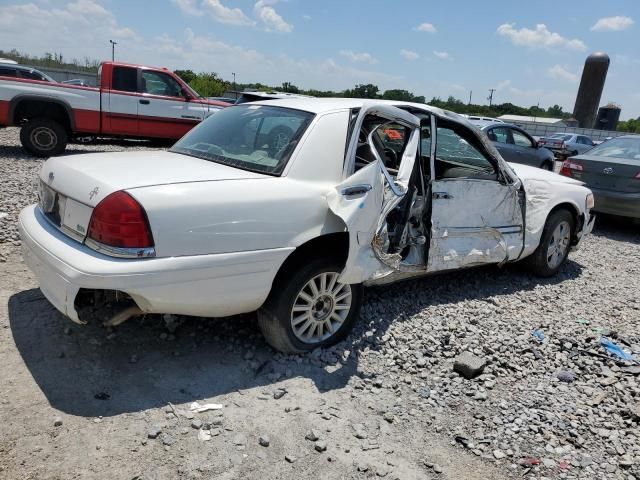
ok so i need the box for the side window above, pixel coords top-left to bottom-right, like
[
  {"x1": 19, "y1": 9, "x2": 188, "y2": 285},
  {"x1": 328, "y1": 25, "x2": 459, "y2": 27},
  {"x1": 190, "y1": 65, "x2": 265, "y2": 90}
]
[
  {"x1": 354, "y1": 115, "x2": 412, "y2": 175},
  {"x1": 512, "y1": 129, "x2": 534, "y2": 148},
  {"x1": 141, "y1": 71, "x2": 183, "y2": 97},
  {"x1": 435, "y1": 125, "x2": 496, "y2": 180},
  {"x1": 112, "y1": 66, "x2": 138, "y2": 92},
  {"x1": 0, "y1": 67, "x2": 17, "y2": 77},
  {"x1": 487, "y1": 127, "x2": 510, "y2": 144},
  {"x1": 19, "y1": 69, "x2": 47, "y2": 81}
]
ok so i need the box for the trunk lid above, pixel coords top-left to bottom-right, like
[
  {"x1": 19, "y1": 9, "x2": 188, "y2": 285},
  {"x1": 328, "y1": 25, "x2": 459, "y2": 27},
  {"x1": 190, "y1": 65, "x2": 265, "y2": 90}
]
[
  {"x1": 568, "y1": 154, "x2": 640, "y2": 193},
  {"x1": 40, "y1": 150, "x2": 267, "y2": 207},
  {"x1": 38, "y1": 150, "x2": 267, "y2": 242}
]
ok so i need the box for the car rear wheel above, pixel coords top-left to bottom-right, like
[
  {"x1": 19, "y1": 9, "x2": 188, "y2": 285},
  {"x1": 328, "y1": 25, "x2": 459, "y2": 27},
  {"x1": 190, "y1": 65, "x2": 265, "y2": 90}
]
[
  {"x1": 541, "y1": 161, "x2": 554, "y2": 171},
  {"x1": 20, "y1": 118, "x2": 68, "y2": 157},
  {"x1": 524, "y1": 209, "x2": 575, "y2": 277},
  {"x1": 258, "y1": 257, "x2": 363, "y2": 353}
]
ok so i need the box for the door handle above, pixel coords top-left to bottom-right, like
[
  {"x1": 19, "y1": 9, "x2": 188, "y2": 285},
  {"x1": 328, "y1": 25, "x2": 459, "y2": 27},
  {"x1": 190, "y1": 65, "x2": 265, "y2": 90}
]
[
  {"x1": 341, "y1": 184, "x2": 372, "y2": 197},
  {"x1": 432, "y1": 192, "x2": 453, "y2": 200},
  {"x1": 139, "y1": 99, "x2": 150, "y2": 105}
]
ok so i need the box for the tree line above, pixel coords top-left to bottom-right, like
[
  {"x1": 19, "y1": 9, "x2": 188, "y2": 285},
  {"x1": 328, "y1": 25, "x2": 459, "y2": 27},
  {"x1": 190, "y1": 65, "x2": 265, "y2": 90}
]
[{"x1": 3, "y1": 49, "x2": 638, "y2": 133}]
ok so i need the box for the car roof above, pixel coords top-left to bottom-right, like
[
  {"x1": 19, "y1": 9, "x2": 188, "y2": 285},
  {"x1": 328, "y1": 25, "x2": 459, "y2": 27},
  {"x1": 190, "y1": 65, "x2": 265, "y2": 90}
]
[
  {"x1": 478, "y1": 121, "x2": 522, "y2": 130},
  {"x1": 247, "y1": 97, "x2": 457, "y2": 118}
]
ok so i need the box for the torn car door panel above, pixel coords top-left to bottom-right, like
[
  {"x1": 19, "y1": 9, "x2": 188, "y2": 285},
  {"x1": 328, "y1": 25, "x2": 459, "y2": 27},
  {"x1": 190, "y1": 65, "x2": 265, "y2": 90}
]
[{"x1": 328, "y1": 105, "x2": 423, "y2": 284}]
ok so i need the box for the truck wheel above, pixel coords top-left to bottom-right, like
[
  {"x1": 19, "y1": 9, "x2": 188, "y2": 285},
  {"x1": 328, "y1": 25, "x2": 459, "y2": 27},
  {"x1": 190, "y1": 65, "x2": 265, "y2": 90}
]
[
  {"x1": 20, "y1": 118, "x2": 68, "y2": 157},
  {"x1": 258, "y1": 257, "x2": 363, "y2": 353},
  {"x1": 523, "y1": 209, "x2": 575, "y2": 277}
]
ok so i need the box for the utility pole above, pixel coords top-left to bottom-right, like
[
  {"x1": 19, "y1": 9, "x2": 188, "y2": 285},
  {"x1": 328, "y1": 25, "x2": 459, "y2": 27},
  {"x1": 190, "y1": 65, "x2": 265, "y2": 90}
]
[
  {"x1": 468, "y1": 90, "x2": 472, "y2": 105},
  {"x1": 109, "y1": 40, "x2": 117, "y2": 61},
  {"x1": 232, "y1": 72, "x2": 237, "y2": 99},
  {"x1": 487, "y1": 88, "x2": 495, "y2": 107}
]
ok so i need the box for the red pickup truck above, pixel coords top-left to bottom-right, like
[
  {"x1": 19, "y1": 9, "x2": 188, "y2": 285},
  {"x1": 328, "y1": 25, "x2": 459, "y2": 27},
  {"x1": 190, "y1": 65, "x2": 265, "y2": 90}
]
[{"x1": 0, "y1": 61, "x2": 230, "y2": 156}]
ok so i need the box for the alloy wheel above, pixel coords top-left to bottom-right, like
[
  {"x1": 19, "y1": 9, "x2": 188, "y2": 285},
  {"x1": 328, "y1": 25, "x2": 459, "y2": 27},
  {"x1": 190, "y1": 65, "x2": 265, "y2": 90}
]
[
  {"x1": 546, "y1": 220, "x2": 571, "y2": 269},
  {"x1": 290, "y1": 272, "x2": 352, "y2": 344}
]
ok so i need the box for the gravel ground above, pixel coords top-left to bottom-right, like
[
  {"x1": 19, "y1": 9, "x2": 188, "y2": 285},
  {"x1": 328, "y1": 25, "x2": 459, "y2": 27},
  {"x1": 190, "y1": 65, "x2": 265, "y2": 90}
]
[{"x1": 0, "y1": 127, "x2": 639, "y2": 479}]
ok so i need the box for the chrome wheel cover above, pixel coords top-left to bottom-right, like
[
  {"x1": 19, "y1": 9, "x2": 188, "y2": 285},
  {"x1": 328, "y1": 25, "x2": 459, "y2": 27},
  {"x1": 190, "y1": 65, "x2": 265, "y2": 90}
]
[
  {"x1": 546, "y1": 220, "x2": 571, "y2": 269},
  {"x1": 30, "y1": 126, "x2": 57, "y2": 151},
  {"x1": 290, "y1": 272, "x2": 352, "y2": 344}
]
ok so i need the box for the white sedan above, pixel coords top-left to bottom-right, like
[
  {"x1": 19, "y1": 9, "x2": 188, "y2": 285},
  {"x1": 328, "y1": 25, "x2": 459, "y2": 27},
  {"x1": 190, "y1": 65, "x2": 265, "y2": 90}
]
[{"x1": 19, "y1": 98, "x2": 595, "y2": 352}]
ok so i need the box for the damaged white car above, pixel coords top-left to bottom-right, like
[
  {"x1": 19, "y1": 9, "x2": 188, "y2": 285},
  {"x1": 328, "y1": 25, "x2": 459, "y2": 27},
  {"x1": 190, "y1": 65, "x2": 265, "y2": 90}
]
[{"x1": 19, "y1": 99, "x2": 595, "y2": 353}]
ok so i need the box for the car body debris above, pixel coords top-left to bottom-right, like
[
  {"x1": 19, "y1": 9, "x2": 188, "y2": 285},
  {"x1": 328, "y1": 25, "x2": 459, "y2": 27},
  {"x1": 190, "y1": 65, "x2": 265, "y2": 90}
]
[{"x1": 189, "y1": 401, "x2": 223, "y2": 413}]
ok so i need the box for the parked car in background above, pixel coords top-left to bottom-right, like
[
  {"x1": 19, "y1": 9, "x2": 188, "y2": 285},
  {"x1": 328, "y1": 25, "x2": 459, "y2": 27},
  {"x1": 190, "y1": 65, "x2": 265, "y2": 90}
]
[
  {"x1": 0, "y1": 62, "x2": 55, "y2": 82},
  {"x1": 62, "y1": 79, "x2": 92, "y2": 87},
  {"x1": 0, "y1": 61, "x2": 231, "y2": 156},
  {"x1": 464, "y1": 115, "x2": 504, "y2": 127},
  {"x1": 19, "y1": 98, "x2": 594, "y2": 353},
  {"x1": 538, "y1": 133, "x2": 595, "y2": 159},
  {"x1": 560, "y1": 135, "x2": 640, "y2": 218},
  {"x1": 234, "y1": 90, "x2": 311, "y2": 104},
  {"x1": 476, "y1": 122, "x2": 556, "y2": 170},
  {"x1": 207, "y1": 96, "x2": 237, "y2": 103}
]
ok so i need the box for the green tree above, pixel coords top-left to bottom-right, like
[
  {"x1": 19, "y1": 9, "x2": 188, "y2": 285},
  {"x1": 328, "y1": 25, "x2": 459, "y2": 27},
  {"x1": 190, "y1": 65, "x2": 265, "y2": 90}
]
[
  {"x1": 547, "y1": 105, "x2": 564, "y2": 117},
  {"x1": 188, "y1": 72, "x2": 228, "y2": 97},
  {"x1": 344, "y1": 84, "x2": 380, "y2": 99},
  {"x1": 174, "y1": 69, "x2": 197, "y2": 84},
  {"x1": 382, "y1": 89, "x2": 425, "y2": 103}
]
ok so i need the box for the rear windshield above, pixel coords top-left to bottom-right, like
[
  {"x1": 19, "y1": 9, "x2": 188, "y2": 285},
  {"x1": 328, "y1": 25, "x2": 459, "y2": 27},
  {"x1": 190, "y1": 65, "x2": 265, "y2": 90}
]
[
  {"x1": 170, "y1": 105, "x2": 314, "y2": 176},
  {"x1": 587, "y1": 137, "x2": 640, "y2": 160},
  {"x1": 550, "y1": 134, "x2": 572, "y2": 141}
]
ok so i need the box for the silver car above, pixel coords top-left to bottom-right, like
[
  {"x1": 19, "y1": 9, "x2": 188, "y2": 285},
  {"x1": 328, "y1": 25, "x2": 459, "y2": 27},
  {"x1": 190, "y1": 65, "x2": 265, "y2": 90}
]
[{"x1": 538, "y1": 133, "x2": 595, "y2": 159}]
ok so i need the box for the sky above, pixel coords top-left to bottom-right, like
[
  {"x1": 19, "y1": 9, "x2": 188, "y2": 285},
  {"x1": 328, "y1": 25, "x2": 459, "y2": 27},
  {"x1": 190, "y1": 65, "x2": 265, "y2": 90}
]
[{"x1": 0, "y1": 0, "x2": 639, "y2": 119}]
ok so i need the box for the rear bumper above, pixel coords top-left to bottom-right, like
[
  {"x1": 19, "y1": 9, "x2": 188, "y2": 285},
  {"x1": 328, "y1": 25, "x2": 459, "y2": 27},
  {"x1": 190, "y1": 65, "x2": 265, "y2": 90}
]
[
  {"x1": 590, "y1": 188, "x2": 640, "y2": 218},
  {"x1": 19, "y1": 205, "x2": 292, "y2": 322}
]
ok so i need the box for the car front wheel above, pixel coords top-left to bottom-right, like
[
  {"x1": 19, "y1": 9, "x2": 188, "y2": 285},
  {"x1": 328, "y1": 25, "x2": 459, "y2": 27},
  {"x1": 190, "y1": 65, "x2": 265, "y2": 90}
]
[
  {"x1": 524, "y1": 209, "x2": 575, "y2": 277},
  {"x1": 20, "y1": 118, "x2": 68, "y2": 157},
  {"x1": 258, "y1": 257, "x2": 363, "y2": 353}
]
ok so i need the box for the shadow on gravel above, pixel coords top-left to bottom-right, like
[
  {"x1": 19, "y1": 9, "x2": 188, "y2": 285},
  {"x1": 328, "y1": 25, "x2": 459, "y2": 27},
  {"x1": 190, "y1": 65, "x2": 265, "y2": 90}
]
[
  {"x1": 8, "y1": 288, "x2": 356, "y2": 418},
  {"x1": 8, "y1": 258, "x2": 584, "y2": 419},
  {"x1": 590, "y1": 214, "x2": 640, "y2": 244}
]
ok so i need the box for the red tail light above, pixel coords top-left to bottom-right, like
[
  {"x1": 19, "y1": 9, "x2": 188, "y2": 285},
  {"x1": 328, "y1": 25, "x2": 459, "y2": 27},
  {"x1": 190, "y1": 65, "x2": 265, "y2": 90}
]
[
  {"x1": 559, "y1": 159, "x2": 583, "y2": 177},
  {"x1": 88, "y1": 191, "x2": 154, "y2": 249}
]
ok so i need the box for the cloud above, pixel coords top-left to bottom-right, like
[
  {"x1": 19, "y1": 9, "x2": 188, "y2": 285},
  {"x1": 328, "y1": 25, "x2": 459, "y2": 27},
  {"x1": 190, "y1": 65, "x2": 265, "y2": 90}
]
[
  {"x1": 591, "y1": 16, "x2": 634, "y2": 32},
  {"x1": 400, "y1": 49, "x2": 420, "y2": 61},
  {"x1": 171, "y1": 0, "x2": 203, "y2": 16},
  {"x1": 202, "y1": 0, "x2": 253, "y2": 26},
  {"x1": 339, "y1": 50, "x2": 377, "y2": 64},
  {"x1": 254, "y1": 0, "x2": 292, "y2": 33},
  {"x1": 433, "y1": 50, "x2": 451, "y2": 60},
  {"x1": 497, "y1": 23, "x2": 586, "y2": 51},
  {"x1": 302, "y1": 14, "x2": 311, "y2": 21},
  {"x1": 414, "y1": 22, "x2": 436, "y2": 33},
  {"x1": 548, "y1": 64, "x2": 578, "y2": 82},
  {"x1": 496, "y1": 80, "x2": 511, "y2": 91},
  {"x1": 0, "y1": 0, "x2": 142, "y2": 57}
]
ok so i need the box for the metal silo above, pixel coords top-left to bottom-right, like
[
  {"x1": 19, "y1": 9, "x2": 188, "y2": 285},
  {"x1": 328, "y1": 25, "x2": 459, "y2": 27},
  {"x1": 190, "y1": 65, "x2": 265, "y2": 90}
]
[
  {"x1": 595, "y1": 103, "x2": 621, "y2": 131},
  {"x1": 572, "y1": 52, "x2": 610, "y2": 128}
]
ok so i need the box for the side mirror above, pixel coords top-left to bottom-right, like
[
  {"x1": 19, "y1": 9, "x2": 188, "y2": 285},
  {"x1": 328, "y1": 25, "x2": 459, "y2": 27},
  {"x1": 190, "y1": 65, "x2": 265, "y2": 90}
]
[{"x1": 181, "y1": 88, "x2": 192, "y2": 101}]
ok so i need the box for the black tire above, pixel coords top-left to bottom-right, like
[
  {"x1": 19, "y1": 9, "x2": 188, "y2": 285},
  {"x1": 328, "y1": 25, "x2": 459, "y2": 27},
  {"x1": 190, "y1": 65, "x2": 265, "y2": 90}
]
[
  {"x1": 20, "y1": 118, "x2": 68, "y2": 157},
  {"x1": 540, "y1": 160, "x2": 554, "y2": 171},
  {"x1": 523, "y1": 209, "x2": 575, "y2": 277},
  {"x1": 258, "y1": 257, "x2": 363, "y2": 353}
]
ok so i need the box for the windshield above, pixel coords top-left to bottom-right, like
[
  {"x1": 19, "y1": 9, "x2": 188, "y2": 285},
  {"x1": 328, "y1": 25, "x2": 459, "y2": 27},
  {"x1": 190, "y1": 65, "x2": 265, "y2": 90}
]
[
  {"x1": 170, "y1": 105, "x2": 315, "y2": 175},
  {"x1": 587, "y1": 137, "x2": 640, "y2": 160}
]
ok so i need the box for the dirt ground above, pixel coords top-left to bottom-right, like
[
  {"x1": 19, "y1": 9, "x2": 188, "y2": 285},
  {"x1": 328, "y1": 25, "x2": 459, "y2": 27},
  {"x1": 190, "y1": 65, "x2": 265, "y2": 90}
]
[{"x1": 0, "y1": 244, "x2": 510, "y2": 480}]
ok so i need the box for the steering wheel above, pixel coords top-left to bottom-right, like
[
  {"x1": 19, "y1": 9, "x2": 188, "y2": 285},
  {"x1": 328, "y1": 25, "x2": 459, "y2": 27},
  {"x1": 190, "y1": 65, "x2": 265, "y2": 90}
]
[
  {"x1": 207, "y1": 144, "x2": 226, "y2": 156},
  {"x1": 267, "y1": 126, "x2": 294, "y2": 158},
  {"x1": 383, "y1": 147, "x2": 399, "y2": 168}
]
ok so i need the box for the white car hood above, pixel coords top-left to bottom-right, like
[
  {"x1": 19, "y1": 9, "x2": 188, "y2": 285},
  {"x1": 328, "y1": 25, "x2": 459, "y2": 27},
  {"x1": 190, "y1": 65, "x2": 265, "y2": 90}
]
[
  {"x1": 41, "y1": 150, "x2": 267, "y2": 206},
  {"x1": 508, "y1": 162, "x2": 584, "y2": 186}
]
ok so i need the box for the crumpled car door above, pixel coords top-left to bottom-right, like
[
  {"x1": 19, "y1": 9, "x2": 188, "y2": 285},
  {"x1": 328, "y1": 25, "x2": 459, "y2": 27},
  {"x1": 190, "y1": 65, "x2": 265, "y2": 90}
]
[{"x1": 327, "y1": 105, "x2": 421, "y2": 284}]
